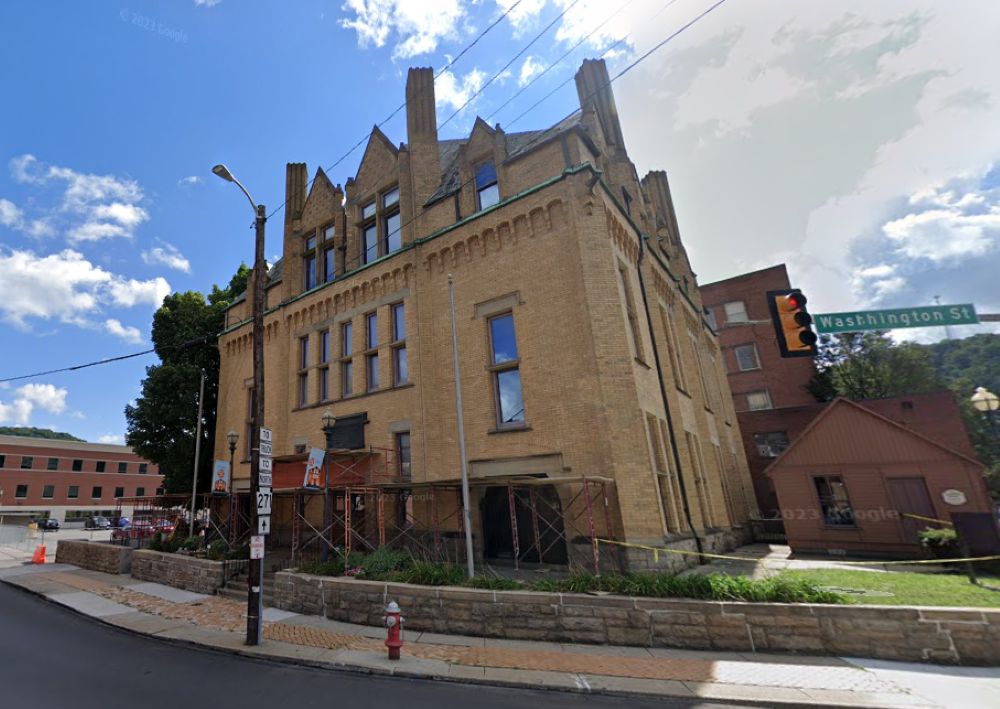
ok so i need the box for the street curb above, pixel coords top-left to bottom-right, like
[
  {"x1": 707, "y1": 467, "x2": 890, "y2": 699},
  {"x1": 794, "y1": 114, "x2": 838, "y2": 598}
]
[{"x1": 0, "y1": 575, "x2": 922, "y2": 709}]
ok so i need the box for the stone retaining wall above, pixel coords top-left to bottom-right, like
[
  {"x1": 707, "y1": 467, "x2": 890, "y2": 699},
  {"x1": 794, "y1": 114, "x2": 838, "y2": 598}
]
[
  {"x1": 273, "y1": 572, "x2": 1000, "y2": 665},
  {"x1": 55, "y1": 540, "x2": 132, "y2": 574},
  {"x1": 130, "y1": 550, "x2": 227, "y2": 595}
]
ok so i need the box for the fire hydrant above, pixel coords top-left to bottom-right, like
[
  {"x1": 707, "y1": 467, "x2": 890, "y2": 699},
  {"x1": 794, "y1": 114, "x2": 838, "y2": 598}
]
[{"x1": 384, "y1": 600, "x2": 404, "y2": 660}]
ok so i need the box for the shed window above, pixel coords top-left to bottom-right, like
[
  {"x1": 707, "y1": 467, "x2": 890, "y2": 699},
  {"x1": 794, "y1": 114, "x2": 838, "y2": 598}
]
[{"x1": 813, "y1": 475, "x2": 855, "y2": 527}]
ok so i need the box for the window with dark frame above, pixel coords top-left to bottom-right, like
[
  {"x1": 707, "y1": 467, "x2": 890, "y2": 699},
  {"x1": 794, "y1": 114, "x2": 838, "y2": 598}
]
[
  {"x1": 396, "y1": 431, "x2": 411, "y2": 480},
  {"x1": 361, "y1": 200, "x2": 377, "y2": 264},
  {"x1": 365, "y1": 311, "x2": 379, "y2": 391},
  {"x1": 322, "y1": 223, "x2": 337, "y2": 283},
  {"x1": 138, "y1": 463, "x2": 147, "y2": 474},
  {"x1": 21, "y1": 456, "x2": 33, "y2": 469},
  {"x1": 96, "y1": 460, "x2": 106, "y2": 473},
  {"x1": 136, "y1": 487, "x2": 145, "y2": 497},
  {"x1": 753, "y1": 431, "x2": 790, "y2": 458},
  {"x1": 72, "y1": 459, "x2": 83, "y2": 471},
  {"x1": 303, "y1": 231, "x2": 318, "y2": 291},
  {"x1": 487, "y1": 313, "x2": 525, "y2": 427},
  {"x1": 341, "y1": 321, "x2": 354, "y2": 397},
  {"x1": 114, "y1": 486, "x2": 124, "y2": 499},
  {"x1": 15, "y1": 484, "x2": 28, "y2": 499},
  {"x1": 734, "y1": 343, "x2": 760, "y2": 371},
  {"x1": 813, "y1": 475, "x2": 855, "y2": 526},
  {"x1": 659, "y1": 303, "x2": 686, "y2": 391},
  {"x1": 245, "y1": 387, "x2": 255, "y2": 460},
  {"x1": 68, "y1": 485, "x2": 79, "y2": 499},
  {"x1": 117, "y1": 462, "x2": 128, "y2": 474},
  {"x1": 47, "y1": 457, "x2": 59, "y2": 470},
  {"x1": 42, "y1": 485, "x2": 54, "y2": 499},
  {"x1": 0, "y1": 455, "x2": 5, "y2": 468},
  {"x1": 391, "y1": 302, "x2": 407, "y2": 386},
  {"x1": 318, "y1": 329, "x2": 331, "y2": 401},
  {"x1": 382, "y1": 187, "x2": 401, "y2": 256},
  {"x1": 298, "y1": 335, "x2": 310, "y2": 407},
  {"x1": 92, "y1": 486, "x2": 102, "y2": 499},
  {"x1": 475, "y1": 162, "x2": 499, "y2": 210}
]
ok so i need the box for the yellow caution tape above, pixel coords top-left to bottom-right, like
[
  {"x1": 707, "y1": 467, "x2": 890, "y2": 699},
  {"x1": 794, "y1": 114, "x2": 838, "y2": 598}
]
[
  {"x1": 595, "y1": 538, "x2": 1000, "y2": 567},
  {"x1": 899, "y1": 512, "x2": 954, "y2": 526}
]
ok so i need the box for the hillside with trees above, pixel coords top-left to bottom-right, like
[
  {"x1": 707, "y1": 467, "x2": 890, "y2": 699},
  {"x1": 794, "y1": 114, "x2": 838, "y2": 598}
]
[{"x1": 0, "y1": 426, "x2": 84, "y2": 441}]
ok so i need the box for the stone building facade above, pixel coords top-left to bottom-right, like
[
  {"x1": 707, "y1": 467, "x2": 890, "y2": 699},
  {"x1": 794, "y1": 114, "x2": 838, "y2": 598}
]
[{"x1": 215, "y1": 60, "x2": 757, "y2": 571}]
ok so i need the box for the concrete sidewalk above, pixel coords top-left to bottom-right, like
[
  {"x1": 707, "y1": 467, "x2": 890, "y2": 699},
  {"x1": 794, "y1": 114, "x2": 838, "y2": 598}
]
[{"x1": 2, "y1": 562, "x2": 998, "y2": 708}]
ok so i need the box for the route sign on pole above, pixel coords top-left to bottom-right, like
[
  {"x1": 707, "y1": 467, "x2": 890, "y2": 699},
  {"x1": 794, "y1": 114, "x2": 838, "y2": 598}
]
[
  {"x1": 256, "y1": 487, "x2": 272, "y2": 515},
  {"x1": 258, "y1": 516, "x2": 271, "y2": 535},
  {"x1": 814, "y1": 304, "x2": 978, "y2": 334},
  {"x1": 250, "y1": 535, "x2": 265, "y2": 559},
  {"x1": 260, "y1": 427, "x2": 272, "y2": 443}
]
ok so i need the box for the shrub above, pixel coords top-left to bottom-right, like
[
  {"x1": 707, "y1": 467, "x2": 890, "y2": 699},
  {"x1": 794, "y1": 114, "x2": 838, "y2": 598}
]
[
  {"x1": 360, "y1": 547, "x2": 412, "y2": 576},
  {"x1": 206, "y1": 539, "x2": 229, "y2": 561},
  {"x1": 919, "y1": 526, "x2": 958, "y2": 548},
  {"x1": 400, "y1": 561, "x2": 466, "y2": 586},
  {"x1": 462, "y1": 576, "x2": 523, "y2": 590},
  {"x1": 299, "y1": 559, "x2": 346, "y2": 576}
]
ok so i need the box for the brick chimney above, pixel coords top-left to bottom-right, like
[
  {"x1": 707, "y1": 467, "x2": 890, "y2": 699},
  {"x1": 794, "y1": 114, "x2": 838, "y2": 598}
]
[
  {"x1": 284, "y1": 162, "x2": 308, "y2": 224},
  {"x1": 575, "y1": 59, "x2": 626, "y2": 159},
  {"x1": 405, "y1": 67, "x2": 442, "y2": 206}
]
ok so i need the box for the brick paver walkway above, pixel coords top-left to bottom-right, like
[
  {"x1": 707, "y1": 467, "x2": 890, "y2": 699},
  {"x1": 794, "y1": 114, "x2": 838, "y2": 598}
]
[{"x1": 44, "y1": 570, "x2": 900, "y2": 693}]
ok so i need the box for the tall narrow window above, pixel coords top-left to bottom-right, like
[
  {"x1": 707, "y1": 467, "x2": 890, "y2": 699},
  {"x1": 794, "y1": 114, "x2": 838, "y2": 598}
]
[
  {"x1": 323, "y1": 245, "x2": 336, "y2": 283},
  {"x1": 298, "y1": 335, "x2": 310, "y2": 407},
  {"x1": 475, "y1": 162, "x2": 499, "y2": 210},
  {"x1": 303, "y1": 232, "x2": 318, "y2": 291},
  {"x1": 396, "y1": 431, "x2": 411, "y2": 481},
  {"x1": 318, "y1": 329, "x2": 330, "y2": 401},
  {"x1": 488, "y1": 313, "x2": 525, "y2": 427},
  {"x1": 617, "y1": 261, "x2": 643, "y2": 361},
  {"x1": 660, "y1": 303, "x2": 687, "y2": 391},
  {"x1": 245, "y1": 387, "x2": 255, "y2": 459},
  {"x1": 365, "y1": 311, "x2": 379, "y2": 391},
  {"x1": 340, "y1": 321, "x2": 353, "y2": 397},
  {"x1": 391, "y1": 302, "x2": 407, "y2": 386},
  {"x1": 814, "y1": 476, "x2": 855, "y2": 527},
  {"x1": 688, "y1": 330, "x2": 710, "y2": 406},
  {"x1": 382, "y1": 187, "x2": 401, "y2": 255},
  {"x1": 361, "y1": 201, "x2": 376, "y2": 265}
]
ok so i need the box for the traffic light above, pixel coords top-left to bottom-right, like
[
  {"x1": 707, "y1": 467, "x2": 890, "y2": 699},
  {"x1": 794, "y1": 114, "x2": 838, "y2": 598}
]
[{"x1": 766, "y1": 289, "x2": 818, "y2": 357}]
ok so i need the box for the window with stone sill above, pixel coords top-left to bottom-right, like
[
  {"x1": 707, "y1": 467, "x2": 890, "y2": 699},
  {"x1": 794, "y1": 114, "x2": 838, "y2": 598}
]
[
  {"x1": 365, "y1": 311, "x2": 379, "y2": 392},
  {"x1": 745, "y1": 390, "x2": 772, "y2": 411},
  {"x1": 318, "y1": 329, "x2": 331, "y2": 402},
  {"x1": 303, "y1": 231, "x2": 318, "y2": 291},
  {"x1": 475, "y1": 162, "x2": 499, "y2": 211},
  {"x1": 724, "y1": 300, "x2": 748, "y2": 323},
  {"x1": 734, "y1": 343, "x2": 760, "y2": 372},
  {"x1": 298, "y1": 335, "x2": 310, "y2": 407},
  {"x1": 358, "y1": 187, "x2": 401, "y2": 266},
  {"x1": 391, "y1": 302, "x2": 407, "y2": 386},
  {"x1": 488, "y1": 312, "x2": 525, "y2": 428},
  {"x1": 340, "y1": 320, "x2": 354, "y2": 397}
]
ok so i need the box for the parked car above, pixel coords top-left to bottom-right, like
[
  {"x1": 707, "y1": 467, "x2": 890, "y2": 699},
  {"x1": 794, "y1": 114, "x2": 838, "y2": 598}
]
[
  {"x1": 111, "y1": 517, "x2": 173, "y2": 541},
  {"x1": 85, "y1": 516, "x2": 112, "y2": 530},
  {"x1": 111, "y1": 516, "x2": 131, "y2": 528},
  {"x1": 36, "y1": 518, "x2": 60, "y2": 531}
]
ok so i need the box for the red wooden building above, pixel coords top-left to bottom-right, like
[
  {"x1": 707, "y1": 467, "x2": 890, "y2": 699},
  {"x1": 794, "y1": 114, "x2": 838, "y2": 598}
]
[{"x1": 767, "y1": 398, "x2": 993, "y2": 557}]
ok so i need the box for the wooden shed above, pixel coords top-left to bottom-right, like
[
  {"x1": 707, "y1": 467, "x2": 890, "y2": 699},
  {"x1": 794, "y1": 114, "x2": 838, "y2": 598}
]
[{"x1": 766, "y1": 398, "x2": 994, "y2": 557}]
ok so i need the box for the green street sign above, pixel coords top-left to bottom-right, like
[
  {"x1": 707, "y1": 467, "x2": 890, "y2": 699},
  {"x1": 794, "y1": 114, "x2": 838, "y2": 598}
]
[{"x1": 814, "y1": 304, "x2": 979, "y2": 334}]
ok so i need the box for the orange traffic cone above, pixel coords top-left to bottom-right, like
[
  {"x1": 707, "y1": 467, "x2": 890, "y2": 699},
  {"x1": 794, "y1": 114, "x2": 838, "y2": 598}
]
[{"x1": 31, "y1": 545, "x2": 47, "y2": 564}]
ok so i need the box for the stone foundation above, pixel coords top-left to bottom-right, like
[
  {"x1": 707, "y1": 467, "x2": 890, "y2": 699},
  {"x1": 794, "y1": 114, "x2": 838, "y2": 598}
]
[
  {"x1": 273, "y1": 572, "x2": 1000, "y2": 665},
  {"x1": 130, "y1": 550, "x2": 227, "y2": 595},
  {"x1": 55, "y1": 540, "x2": 133, "y2": 575}
]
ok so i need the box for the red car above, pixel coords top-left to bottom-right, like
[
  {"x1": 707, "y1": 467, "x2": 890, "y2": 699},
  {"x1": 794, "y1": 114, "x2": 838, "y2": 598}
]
[{"x1": 111, "y1": 518, "x2": 174, "y2": 541}]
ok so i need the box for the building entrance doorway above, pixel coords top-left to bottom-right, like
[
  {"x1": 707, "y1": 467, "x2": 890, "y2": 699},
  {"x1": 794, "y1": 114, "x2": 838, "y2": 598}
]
[
  {"x1": 481, "y1": 485, "x2": 568, "y2": 564},
  {"x1": 887, "y1": 477, "x2": 935, "y2": 544}
]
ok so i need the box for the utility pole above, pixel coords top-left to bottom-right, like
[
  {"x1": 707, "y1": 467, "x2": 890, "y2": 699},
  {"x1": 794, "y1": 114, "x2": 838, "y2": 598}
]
[
  {"x1": 189, "y1": 369, "x2": 205, "y2": 538},
  {"x1": 448, "y1": 274, "x2": 475, "y2": 579}
]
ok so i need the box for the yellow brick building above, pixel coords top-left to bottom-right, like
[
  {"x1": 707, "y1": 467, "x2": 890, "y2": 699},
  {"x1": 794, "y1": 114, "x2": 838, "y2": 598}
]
[{"x1": 215, "y1": 60, "x2": 757, "y2": 571}]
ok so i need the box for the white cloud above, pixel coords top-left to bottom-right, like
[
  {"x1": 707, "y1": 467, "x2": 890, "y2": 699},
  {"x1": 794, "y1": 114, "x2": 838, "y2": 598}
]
[
  {"x1": 340, "y1": 0, "x2": 466, "y2": 59},
  {"x1": 142, "y1": 243, "x2": 191, "y2": 273},
  {"x1": 8, "y1": 154, "x2": 148, "y2": 244},
  {"x1": 883, "y1": 208, "x2": 1000, "y2": 263},
  {"x1": 0, "y1": 248, "x2": 171, "y2": 328},
  {"x1": 0, "y1": 383, "x2": 68, "y2": 426},
  {"x1": 178, "y1": 175, "x2": 202, "y2": 186},
  {"x1": 497, "y1": 0, "x2": 547, "y2": 33},
  {"x1": 97, "y1": 433, "x2": 125, "y2": 444},
  {"x1": 104, "y1": 318, "x2": 144, "y2": 344},
  {"x1": 518, "y1": 56, "x2": 544, "y2": 87},
  {"x1": 0, "y1": 198, "x2": 23, "y2": 227},
  {"x1": 435, "y1": 68, "x2": 487, "y2": 112}
]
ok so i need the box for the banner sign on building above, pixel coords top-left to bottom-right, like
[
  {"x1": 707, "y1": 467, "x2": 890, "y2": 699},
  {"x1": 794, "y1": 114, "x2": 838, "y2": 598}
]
[
  {"x1": 814, "y1": 304, "x2": 978, "y2": 334},
  {"x1": 303, "y1": 447, "x2": 326, "y2": 489},
  {"x1": 212, "y1": 460, "x2": 231, "y2": 495}
]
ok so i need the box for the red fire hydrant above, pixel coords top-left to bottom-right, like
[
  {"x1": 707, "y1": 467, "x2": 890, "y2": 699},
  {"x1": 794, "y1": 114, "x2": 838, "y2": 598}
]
[{"x1": 384, "y1": 600, "x2": 404, "y2": 660}]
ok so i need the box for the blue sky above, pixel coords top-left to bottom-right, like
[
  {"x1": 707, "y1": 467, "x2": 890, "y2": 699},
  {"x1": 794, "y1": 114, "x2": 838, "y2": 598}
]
[{"x1": 1, "y1": 0, "x2": 998, "y2": 441}]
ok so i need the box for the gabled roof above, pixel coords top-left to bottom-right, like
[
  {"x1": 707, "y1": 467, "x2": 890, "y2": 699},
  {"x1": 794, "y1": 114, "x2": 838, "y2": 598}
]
[{"x1": 764, "y1": 397, "x2": 985, "y2": 476}]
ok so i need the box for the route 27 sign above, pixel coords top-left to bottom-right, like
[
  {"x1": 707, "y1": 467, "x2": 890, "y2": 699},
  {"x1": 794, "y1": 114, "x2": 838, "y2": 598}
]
[{"x1": 256, "y1": 487, "x2": 272, "y2": 515}]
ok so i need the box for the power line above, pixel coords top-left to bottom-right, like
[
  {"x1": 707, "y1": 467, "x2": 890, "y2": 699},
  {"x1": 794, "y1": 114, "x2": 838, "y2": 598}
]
[{"x1": 265, "y1": 0, "x2": 525, "y2": 222}]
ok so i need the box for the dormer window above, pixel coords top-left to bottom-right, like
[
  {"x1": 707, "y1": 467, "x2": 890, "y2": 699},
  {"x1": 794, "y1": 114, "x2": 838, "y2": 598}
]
[
  {"x1": 475, "y1": 162, "x2": 499, "y2": 210},
  {"x1": 358, "y1": 186, "x2": 402, "y2": 266},
  {"x1": 303, "y1": 232, "x2": 318, "y2": 291}
]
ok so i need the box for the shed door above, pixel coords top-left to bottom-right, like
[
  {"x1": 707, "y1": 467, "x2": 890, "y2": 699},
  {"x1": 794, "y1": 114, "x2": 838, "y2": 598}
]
[{"x1": 887, "y1": 477, "x2": 935, "y2": 544}]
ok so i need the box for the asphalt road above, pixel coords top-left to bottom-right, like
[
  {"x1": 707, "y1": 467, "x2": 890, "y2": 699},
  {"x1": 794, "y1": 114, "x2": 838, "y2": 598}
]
[{"x1": 0, "y1": 583, "x2": 743, "y2": 709}]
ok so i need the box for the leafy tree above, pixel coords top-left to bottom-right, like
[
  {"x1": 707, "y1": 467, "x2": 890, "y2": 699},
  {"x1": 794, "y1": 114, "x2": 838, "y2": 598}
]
[
  {"x1": 125, "y1": 264, "x2": 249, "y2": 494},
  {"x1": 808, "y1": 332, "x2": 942, "y2": 402}
]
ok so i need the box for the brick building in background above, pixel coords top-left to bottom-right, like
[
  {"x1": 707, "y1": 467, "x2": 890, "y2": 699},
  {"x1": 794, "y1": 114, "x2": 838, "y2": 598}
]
[
  {"x1": 214, "y1": 59, "x2": 757, "y2": 572},
  {"x1": 701, "y1": 264, "x2": 815, "y2": 515},
  {"x1": 0, "y1": 435, "x2": 162, "y2": 524}
]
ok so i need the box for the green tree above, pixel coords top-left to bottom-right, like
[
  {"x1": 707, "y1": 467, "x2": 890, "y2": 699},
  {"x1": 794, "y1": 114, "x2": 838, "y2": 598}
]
[
  {"x1": 125, "y1": 264, "x2": 249, "y2": 494},
  {"x1": 0, "y1": 427, "x2": 84, "y2": 441},
  {"x1": 808, "y1": 332, "x2": 942, "y2": 402}
]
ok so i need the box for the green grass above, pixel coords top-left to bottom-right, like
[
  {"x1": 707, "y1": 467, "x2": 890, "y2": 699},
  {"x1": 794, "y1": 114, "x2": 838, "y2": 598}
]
[{"x1": 779, "y1": 569, "x2": 1000, "y2": 608}]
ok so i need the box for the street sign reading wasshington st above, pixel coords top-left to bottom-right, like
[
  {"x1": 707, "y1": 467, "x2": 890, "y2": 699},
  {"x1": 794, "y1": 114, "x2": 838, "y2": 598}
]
[{"x1": 815, "y1": 304, "x2": 978, "y2": 334}]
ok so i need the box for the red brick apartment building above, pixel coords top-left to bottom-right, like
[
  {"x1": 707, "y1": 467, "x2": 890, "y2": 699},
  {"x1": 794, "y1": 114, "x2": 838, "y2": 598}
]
[{"x1": 0, "y1": 435, "x2": 161, "y2": 523}]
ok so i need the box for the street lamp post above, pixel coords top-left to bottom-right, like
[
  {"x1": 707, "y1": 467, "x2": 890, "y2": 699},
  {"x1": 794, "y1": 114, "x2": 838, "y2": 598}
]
[
  {"x1": 321, "y1": 410, "x2": 335, "y2": 563},
  {"x1": 226, "y1": 430, "x2": 238, "y2": 546},
  {"x1": 971, "y1": 386, "x2": 1000, "y2": 439},
  {"x1": 212, "y1": 163, "x2": 267, "y2": 646}
]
